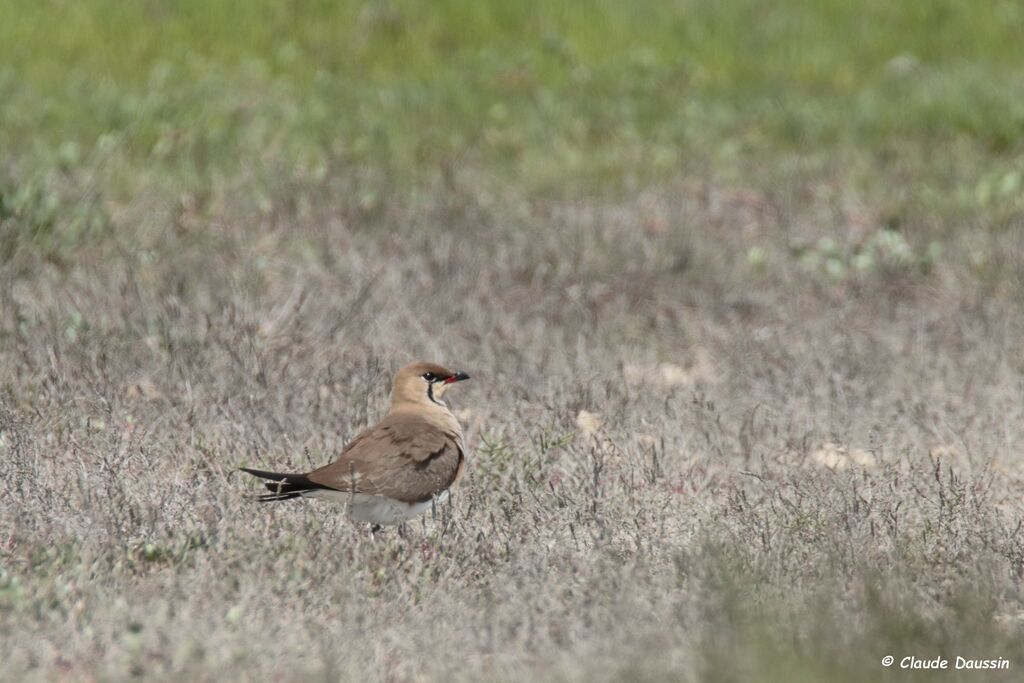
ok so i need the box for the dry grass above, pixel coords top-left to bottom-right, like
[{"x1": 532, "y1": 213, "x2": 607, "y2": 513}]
[{"x1": 2, "y1": 176, "x2": 1023, "y2": 682}]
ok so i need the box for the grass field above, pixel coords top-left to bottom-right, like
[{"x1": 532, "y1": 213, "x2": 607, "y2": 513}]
[{"x1": 2, "y1": 1, "x2": 1024, "y2": 681}]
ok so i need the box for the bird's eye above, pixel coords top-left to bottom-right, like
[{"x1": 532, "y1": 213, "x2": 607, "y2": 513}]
[{"x1": 422, "y1": 372, "x2": 436, "y2": 382}]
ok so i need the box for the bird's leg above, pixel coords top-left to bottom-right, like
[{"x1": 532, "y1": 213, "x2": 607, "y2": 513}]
[{"x1": 398, "y1": 523, "x2": 407, "y2": 539}]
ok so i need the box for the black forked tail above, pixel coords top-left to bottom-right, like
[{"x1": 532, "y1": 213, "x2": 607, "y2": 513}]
[{"x1": 239, "y1": 467, "x2": 328, "y2": 502}]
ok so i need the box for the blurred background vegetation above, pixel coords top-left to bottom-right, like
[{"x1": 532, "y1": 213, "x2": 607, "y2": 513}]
[{"x1": 2, "y1": 0, "x2": 1022, "y2": 252}]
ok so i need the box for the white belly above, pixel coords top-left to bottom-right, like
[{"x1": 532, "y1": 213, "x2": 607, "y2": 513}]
[{"x1": 301, "y1": 489, "x2": 450, "y2": 525}]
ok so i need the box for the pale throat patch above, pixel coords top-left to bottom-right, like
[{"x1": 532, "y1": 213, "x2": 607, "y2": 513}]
[{"x1": 426, "y1": 379, "x2": 450, "y2": 406}]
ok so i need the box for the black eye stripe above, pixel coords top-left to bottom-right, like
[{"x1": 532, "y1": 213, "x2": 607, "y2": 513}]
[{"x1": 422, "y1": 372, "x2": 438, "y2": 382}]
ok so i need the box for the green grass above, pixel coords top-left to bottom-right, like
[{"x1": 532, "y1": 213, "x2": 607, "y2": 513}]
[{"x1": 2, "y1": 0, "x2": 1023, "y2": 211}]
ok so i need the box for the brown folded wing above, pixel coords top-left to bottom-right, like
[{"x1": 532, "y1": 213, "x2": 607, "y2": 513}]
[{"x1": 307, "y1": 414, "x2": 464, "y2": 503}]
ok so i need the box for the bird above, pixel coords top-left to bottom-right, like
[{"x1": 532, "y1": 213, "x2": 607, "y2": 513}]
[{"x1": 240, "y1": 361, "x2": 470, "y2": 526}]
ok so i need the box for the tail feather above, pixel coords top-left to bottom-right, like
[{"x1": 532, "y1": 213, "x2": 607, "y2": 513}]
[
  {"x1": 240, "y1": 467, "x2": 328, "y2": 501},
  {"x1": 256, "y1": 492, "x2": 304, "y2": 503}
]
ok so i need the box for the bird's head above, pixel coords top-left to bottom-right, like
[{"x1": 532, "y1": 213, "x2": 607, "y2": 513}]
[{"x1": 391, "y1": 361, "x2": 471, "y2": 408}]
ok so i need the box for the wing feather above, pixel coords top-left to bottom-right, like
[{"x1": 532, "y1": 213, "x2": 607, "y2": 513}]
[{"x1": 307, "y1": 414, "x2": 463, "y2": 503}]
